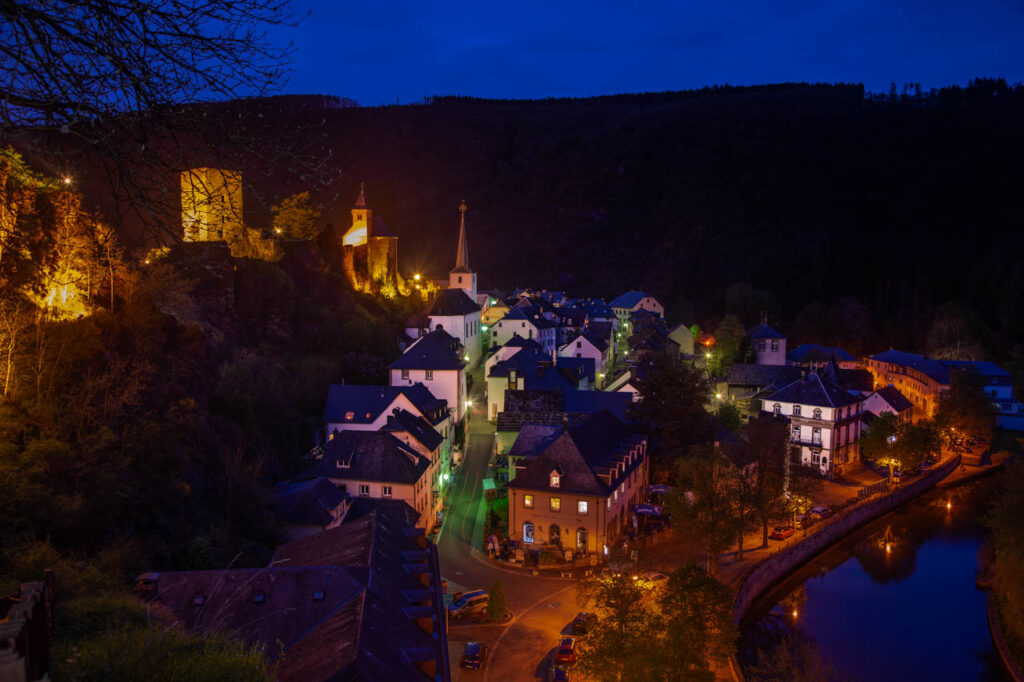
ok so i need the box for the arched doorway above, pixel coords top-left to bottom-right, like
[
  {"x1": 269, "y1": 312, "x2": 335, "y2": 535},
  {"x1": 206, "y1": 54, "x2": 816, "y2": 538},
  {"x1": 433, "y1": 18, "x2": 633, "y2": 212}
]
[
  {"x1": 549, "y1": 524, "x2": 561, "y2": 545},
  {"x1": 523, "y1": 522, "x2": 534, "y2": 544},
  {"x1": 576, "y1": 528, "x2": 588, "y2": 552}
]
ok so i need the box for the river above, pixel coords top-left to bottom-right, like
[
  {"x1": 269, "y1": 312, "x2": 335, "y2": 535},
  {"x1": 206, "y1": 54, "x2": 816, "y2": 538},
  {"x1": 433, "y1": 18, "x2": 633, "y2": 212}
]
[{"x1": 739, "y1": 476, "x2": 1008, "y2": 682}]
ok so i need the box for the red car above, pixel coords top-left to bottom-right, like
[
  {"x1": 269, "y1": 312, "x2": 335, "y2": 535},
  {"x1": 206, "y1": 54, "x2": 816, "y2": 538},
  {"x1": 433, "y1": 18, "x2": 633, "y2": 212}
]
[
  {"x1": 555, "y1": 636, "x2": 578, "y2": 665},
  {"x1": 770, "y1": 526, "x2": 795, "y2": 540}
]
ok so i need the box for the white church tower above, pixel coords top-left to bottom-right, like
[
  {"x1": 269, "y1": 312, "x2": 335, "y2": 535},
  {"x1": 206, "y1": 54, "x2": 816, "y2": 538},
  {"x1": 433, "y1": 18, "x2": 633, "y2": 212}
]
[{"x1": 449, "y1": 200, "x2": 477, "y2": 301}]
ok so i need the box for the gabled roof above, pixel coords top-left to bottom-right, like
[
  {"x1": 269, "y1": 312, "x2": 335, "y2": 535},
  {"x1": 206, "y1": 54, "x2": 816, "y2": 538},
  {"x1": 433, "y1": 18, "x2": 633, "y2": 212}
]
[
  {"x1": 787, "y1": 343, "x2": 857, "y2": 364},
  {"x1": 562, "y1": 390, "x2": 631, "y2": 422},
  {"x1": 323, "y1": 383, "x2": 446, "y2": 425},
  {"x1": 874, "y1": 385, "x2": 914, "y2": 412},
  {"x1": 507, "y1": 431, "x2": 609, "y2": 496},
  {"x1": 747, "y1": 323, "x2": 785, "y2": 340},
  {"x1": 388, "y1": 329, "x2": 466, "y2": 371},
  {"x1": 425, "y1": 288, "x2": 481, "y2": 316},
  {"x1": 609, "y1": 291, "x2": 654, "y2": 309},
  {"x1": 489, "y1": 349, "x2": 581, "y2": 391},
  {"x1": 320, "y1": 431, "x2": 430, "y2": 484},
  {"x1": 381, "y1": 408, "x2": 444, "y2": 452},
  {"x1": 502, "y1": 334, "x2": 545, "y2": 354},
  {"x1": 272, "y1": 477, "x2": 348, "y2": 527},
  {"x1": 555, "y1": 356, "x2": 596, "y2": 384},
  {"x1": 508, "y1": 424, "x2": 564, "y2": 457},
  {"x1": 766, "y1": 373, "x2": 861, "y2": 408},
  {"x1": 142, "y1": 505, "x2": 448, "y2": 682},
  {"x1": 872, "y1": 350, "x2": 1013, "y2": 386}
]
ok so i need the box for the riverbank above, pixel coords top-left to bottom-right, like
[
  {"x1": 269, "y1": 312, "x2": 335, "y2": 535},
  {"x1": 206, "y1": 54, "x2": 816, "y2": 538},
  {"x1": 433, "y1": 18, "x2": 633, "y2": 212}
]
[{"x1": 989, "y1": 594, "x2": 1024, "y2": 682}]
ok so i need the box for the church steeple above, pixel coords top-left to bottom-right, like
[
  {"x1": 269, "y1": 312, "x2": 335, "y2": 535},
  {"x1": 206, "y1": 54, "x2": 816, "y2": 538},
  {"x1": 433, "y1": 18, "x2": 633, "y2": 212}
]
[
  {"x1": 343, "y1": 182, "x2": 372, "y2": 246},
  {"x1": 454, "y1": 199, "x2": 469, "y2": 271},
  {"x1": 449, "y1": 199, "x2": 477, "y2": 301},
  {"x1": 354, "y1": 182, "x2": 368, "y2": 209}
]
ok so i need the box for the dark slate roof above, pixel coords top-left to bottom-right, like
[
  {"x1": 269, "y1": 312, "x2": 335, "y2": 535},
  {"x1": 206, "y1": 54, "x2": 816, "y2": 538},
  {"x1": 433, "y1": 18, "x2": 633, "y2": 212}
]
[
  {"x1": 579, "y1": 331, "x2": 609, "y2": 353},
  {"x1": 381, "y1": 408, "x2": 444, "y2": 452},
  {"x1": 555, "y1": 356, "x2": 596, "y2": 384},
  {"x1": 489, "y1": 349, "x2": 580, "y2": 391},
  {"x1": 726, "y1": 363, "x2": 803, "y2": 388},
  {"x1": 584, "y1": 302, "x2": 615, "y2": 318},
  {"x1": 142, "y1": 505, "x2": 448, "y2": 682},
  {"x1": 502, "y1": 334, "x2": 545, "y2": 354},
  {"x1": 272, "y1": 477, "x2": 349, "y2": 527},
  {"x1": 342, "y1": 497, "x2": 421, "y2": 526},
  {"x1": 370, "y1": 216, "x2": 396, "y2": 238},
  {"x1": 425, "y1": 287, "x2": 481, "y2": 316},
  {"x1": 586, "y1": 321, "x2": 614, "y2": 340},
  {"x1": 508, "y1": 424, "x2": 564, "y2": 457},
  {"x1": 873, "y1": 350, "x2": 1014, "y2": 386},
  {"x1": 787, "y1": 343, "x2": 857, "y2": 364},
  {"x1": 320, "y1": 431, "x2": 430, "y2": 484},
  {"x1": 388, "y1": 328, "x2": 466, "y2": 371},
  {"x1": 869, "y1": 349, "x2": 949, "y2": 383},
  {"x1": 747, "y1": 323, "x2": 785, "y2": 340},
  {"x1": 562, "y1": 390, "x2": 631, "y2": 422},
  {"x1": 506, "y1": 431, "x2": 609, "y2": 496},
  {"x1": 323, "y1": 383, "x2": 446, "y2": 425},
  {"x1": 874, "y1": 385, "x2": 914, "y2": 412},
  {"x1": 765, "y1": 374, "x2": 861, "y2": 408},
  {"x1": 609, "y1": 291, "x2": 653, "y2": 309}
]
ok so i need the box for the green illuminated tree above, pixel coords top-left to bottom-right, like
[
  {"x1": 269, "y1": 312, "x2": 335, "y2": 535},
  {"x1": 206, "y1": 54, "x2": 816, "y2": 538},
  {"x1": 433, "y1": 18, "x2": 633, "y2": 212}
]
[
  {"x1": 576, "y1": 573, "x2": 658, "y2": 681},
  {"x1": 861, "y1": 413, "x2": 939, "y2": 482},
  {"x1": 654, "y1": 564, "x2": 737, "y2": 680},
  {"x1": 934, "y1": 368, "x2": 997, "y2": 447},
  {"x1": 667, "y1": 447, "x2": 739, "y2": 575}
]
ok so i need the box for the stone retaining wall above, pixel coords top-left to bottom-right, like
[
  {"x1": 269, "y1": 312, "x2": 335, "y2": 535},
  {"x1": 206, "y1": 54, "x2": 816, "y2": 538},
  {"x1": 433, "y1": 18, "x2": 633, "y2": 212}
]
[
  {"x1": 732, "y1": 455, "x2": 960, "y2": 624},
  {"x1": 988, "y1": 594, "x2": 1024, "y2": 682}
]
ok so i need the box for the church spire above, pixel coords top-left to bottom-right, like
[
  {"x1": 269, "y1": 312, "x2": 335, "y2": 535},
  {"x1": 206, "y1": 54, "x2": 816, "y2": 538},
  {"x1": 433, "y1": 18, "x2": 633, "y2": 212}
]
[
  {"x1": 354, "y1": 182, "x2": 368, "y2": 209},
  {"x1": 454, "y1": 199, "x2": 470, "y2": 271}
]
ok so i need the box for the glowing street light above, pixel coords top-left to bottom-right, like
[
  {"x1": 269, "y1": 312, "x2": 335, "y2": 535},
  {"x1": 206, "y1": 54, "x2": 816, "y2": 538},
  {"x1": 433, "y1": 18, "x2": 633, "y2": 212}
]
[
  {"x1": 414, "y1": 273, "x2": 421, "y2": 281},
  {"x1": 62, "y1": 176, "x2": 72, "y2": 185},
  {"x1": 715, "y1": 393, "x2": 722, "y2": 400}
]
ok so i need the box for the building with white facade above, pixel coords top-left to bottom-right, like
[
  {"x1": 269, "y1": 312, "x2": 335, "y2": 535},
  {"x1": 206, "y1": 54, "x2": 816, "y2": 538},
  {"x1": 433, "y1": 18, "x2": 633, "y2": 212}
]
[
  {"x1": 748, "y1": 323, "x2": 787, "y2": 366},
  {"x1": 389, "y1": 329, "x2": 469, "y2": 425},
  {"x1": 763, "y1": 373, "x2": 864, "y2": 476}
]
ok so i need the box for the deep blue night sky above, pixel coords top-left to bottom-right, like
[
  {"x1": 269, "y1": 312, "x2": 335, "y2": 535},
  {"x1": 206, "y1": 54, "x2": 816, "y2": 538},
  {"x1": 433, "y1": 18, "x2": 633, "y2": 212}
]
[{"x1": 276, "y1": 0, "x2": 1024, "y2": 105}]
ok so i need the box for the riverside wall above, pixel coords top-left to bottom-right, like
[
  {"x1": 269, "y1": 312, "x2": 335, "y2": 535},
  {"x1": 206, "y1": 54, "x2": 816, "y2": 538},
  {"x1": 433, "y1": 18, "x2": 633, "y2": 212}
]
[{"x1": 732, "y1": 455, "x2": 961, "y2": 624}]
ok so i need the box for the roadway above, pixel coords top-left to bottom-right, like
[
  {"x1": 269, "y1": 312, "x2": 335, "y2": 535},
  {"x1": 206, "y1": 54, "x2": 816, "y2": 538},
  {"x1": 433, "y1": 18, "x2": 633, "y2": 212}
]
[{"x1": 438, "y1": 365, "x2": 583, "y2": 680}]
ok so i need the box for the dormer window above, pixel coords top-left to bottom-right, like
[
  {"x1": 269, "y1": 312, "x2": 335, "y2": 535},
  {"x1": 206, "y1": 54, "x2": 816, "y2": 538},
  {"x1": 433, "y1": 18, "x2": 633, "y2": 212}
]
[
  {"x1": 253, "y1": 592, "x2": 266, "y2": 605},
  {"x1": 345, "y1": 411, "x2": 354, "y2": 421},
  {"x1": 550, "y1": 471, "x2": 561, "y2": 488},
  {"x1": 313, "y1": 590, "x2": 325, "y2": 601}
]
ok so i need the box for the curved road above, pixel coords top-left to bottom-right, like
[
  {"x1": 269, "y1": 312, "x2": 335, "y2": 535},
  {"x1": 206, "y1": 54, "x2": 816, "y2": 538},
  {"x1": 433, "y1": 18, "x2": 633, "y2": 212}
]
[{"x1": 439, "y1": 370, "x2": 582, "y2": 680}]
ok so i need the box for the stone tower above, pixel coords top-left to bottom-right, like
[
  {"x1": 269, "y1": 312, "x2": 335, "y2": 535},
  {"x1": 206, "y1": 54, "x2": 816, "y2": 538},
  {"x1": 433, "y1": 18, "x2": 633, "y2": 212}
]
[
  {"x1": 449, "y1": 200, "x2": 477, "y2": 301},
  {"x1": 343, "y1": 182, "x2": 371, "y2": 247},
  {"x1": 181, "y1": 168, "x2": 243, "y2": 243},
  {"x1": 341, "y1": 184, "x2": 400, "y2": 296}
]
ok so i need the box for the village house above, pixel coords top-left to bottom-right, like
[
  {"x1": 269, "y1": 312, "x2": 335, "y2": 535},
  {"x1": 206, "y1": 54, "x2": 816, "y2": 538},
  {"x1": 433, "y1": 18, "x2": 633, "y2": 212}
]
[
  {"x1": 787, "y1": 344, "x2": 860, "y2": 369},
  {"x1": 390, "y1": 329, "x2": 469, "y2": 425},
  {"x1": 668, "y1": 322, "x2": 696, "y2": 356},
  {"x1": 866, "y1": 350, "x2": 1024, "y2": 428},
  {"x1": 489, "y1": 306, "x2": 558, "y2": 354},
  {"x1": 747, "y1": 322, "x2": 787, "y2": 366},
  {"x1": 135, "y1": 505, "x2": 449, "y2": 682},
  {"x1": 487, "y1": 347, "x2": 591, "y2": 421},
  {"x1": 271, "y1": 477, "x2": 350, "y2": 541},
  {"x1": 762, "y1": 372, "x2": 865, "y2": 476},
  {"x1": 863, "y1": 384, "x2": 915, "y2": 422},
  {"x1": 609, "y1": 291, "x2": 664, "y2": 332},
  {"x1": 558, "y1": 331, "x2": 610, "y2": 383},
  {"x1": 317, "y1": 429, "x2": 442, "y2": 531},
  {"x1": 506, "y1": 411, "x2": 648, "y2": 555}
]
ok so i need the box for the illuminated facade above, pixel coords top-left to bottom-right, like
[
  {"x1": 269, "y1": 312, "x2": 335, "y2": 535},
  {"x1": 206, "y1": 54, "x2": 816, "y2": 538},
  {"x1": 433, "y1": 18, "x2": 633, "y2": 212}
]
[
  {"x1": 341, "y1": 184, "x2": 402, "y2": 296},
  {"x1": 181, "y1": 168, "x2": 244, "y2": 243}
]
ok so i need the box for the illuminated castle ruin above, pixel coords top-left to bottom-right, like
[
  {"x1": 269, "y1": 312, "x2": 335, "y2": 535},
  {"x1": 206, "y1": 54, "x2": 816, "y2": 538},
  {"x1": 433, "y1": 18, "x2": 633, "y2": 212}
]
[
  {"x1": 180, "y1": 168, "x2": 279, "y2": 261},
  {"x1": 342, "y1": 184, "x2": 405, "y2": 296}
]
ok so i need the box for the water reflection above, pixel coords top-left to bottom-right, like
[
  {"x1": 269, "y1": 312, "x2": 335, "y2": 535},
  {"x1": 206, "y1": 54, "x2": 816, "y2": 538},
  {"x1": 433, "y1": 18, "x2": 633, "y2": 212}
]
[{"x1": 740, "y1": 479, "x2": 1009, "y2": 682}]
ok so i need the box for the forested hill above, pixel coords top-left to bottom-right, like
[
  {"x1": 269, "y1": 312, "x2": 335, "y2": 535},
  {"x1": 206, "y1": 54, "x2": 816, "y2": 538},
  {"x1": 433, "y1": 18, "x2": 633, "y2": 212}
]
[{"x1": 129, "y1": 81, "x2": 1024, "y2": 359}]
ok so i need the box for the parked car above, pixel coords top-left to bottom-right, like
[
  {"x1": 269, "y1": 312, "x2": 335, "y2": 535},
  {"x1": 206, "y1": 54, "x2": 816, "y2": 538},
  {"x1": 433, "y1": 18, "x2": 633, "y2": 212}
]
[
  {"x1": 460, "y1": 641, "x2": 490, "y2": 670},
  {"x1": 449, "y1": 590, "x2": 489, "y2": 618},
  {"x1": 571, "y1": 611, "x2": 597, "y2": 636},
  {"x1": 770, "y1": 526, "x2": 795, "y2": 540},
  {"x1": 547, "y1": 662, "x2": 572, "y2": 681},
  {"x1": 809, "y1": 505, "x2": 833, "y2": 520},
  {"x1": 555, "y1": 636, "x2": 578, "y2": 665},
  {"x1": 632, "y1": 571, "x2": 669, "y2": 589}
]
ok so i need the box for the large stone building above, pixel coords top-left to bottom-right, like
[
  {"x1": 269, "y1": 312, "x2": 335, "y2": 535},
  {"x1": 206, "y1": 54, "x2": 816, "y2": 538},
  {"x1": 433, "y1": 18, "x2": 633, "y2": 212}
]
[
  {"x1": 180, "y1": 167, "x2": 279, "y2": 260},
  {"x1": 341, "y1": 184, "x2": 403, "y2": 296}
]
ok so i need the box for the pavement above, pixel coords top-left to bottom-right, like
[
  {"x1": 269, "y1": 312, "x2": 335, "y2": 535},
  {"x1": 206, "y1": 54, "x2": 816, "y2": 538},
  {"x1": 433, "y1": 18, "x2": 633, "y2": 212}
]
[{"x1": 439, "y1": 362, "x2": 582, "y2": 681}]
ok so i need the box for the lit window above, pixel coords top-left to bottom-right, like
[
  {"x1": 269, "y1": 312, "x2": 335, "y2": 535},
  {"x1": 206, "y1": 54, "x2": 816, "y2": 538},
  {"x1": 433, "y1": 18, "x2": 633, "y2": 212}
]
[
  {"x1": 345, "y1": 411, "x2": 354, "y2": 421},
  {"x1": 359, "y1": 484, "x2": 370, "y2": 496},
  {"x1": 550, "y1": 497, "x2": 561, "y2": 512},
  {"x1": 577, "y1": 500, "x2": 588, "y2": 514},
  {"x1": 550, "y1": 473, "x2": 561, "y2": 488},
  {"x1": 382, "y1": 485, "x2": 392, "y2": 497},
  {"x1": 524, "y1": 494, "x2": 534, "y2": 509}
]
